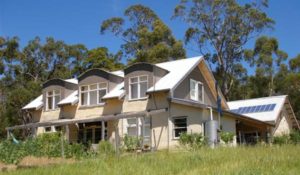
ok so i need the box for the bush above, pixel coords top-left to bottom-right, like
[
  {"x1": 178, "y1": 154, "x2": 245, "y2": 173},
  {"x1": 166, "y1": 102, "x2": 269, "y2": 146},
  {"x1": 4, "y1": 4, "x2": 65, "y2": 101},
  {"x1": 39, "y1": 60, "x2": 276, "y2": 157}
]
[
  {"x1": 220, "y1": 132, "x2": 235, "y2": 144},
  {"x1": 123, "y1": 134, "x2": 141, "y2": 151},
  {"x1": 0, "y1": 132, "x2": 88, "y2": 164},
  {"x1": 179, "y1": 133, "x2": 206, "y2": 150},
  {"x1": 289, "y1": 130, "x2": 300, "y2": 144},
  {"x1": 273, "y1": 135, "x2": 290, "y2": 145},
  {"x1": 98, "y1": 141, "x2": 115, "y2": 157}
]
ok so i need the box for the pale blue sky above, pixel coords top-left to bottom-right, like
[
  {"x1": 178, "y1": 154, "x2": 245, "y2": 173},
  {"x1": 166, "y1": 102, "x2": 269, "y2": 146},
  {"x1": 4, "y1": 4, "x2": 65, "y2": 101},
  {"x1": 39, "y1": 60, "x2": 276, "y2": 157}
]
[{"x1": 1, "y1": 0, "x2": 300, "y2": 67}]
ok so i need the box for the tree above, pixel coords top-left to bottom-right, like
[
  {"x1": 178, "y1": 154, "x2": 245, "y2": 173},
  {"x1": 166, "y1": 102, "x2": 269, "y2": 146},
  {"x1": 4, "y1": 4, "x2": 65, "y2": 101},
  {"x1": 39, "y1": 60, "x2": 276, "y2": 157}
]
[
  {"x1": 101, "y1": 4, "x2": 186, "y2": 64},
  {"x1": 245, "y1": 36, "x2": 288, "y2": 96},
  {"x1": 82, "y1": 47, "x2": 124, "y2": 71},
  {"x1": 173, "y1": 0, "x2": 274, "y2": 99}
]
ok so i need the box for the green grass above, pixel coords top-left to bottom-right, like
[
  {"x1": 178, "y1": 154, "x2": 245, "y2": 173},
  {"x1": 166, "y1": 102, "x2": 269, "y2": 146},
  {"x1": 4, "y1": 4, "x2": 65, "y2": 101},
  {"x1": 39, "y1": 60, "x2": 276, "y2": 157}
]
[{"x1": 2, "y1": 145, "x2": 300, "y2": 175}]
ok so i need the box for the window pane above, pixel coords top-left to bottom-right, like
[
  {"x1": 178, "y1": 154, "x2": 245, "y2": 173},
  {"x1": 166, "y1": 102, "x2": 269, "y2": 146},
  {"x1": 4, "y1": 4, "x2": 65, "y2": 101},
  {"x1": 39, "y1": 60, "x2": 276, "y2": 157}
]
[
  {"x1": 198, "y1": 83, "x2": 203, "y2": 102},
  {"x1": 127, "y1": 127, "x2": 137, "y2": 136},
  {"x1": 130, "y1": 77, "x2": 138, "y2": 83},
  {"x1": 81, "y1": 86, "x2": 88, "y2": 91},
  {"x1": 144, "y1": 117, "x2": 150, "y2": 125},
  {"x1": 89, "y1": 91, "x2": 97, "y2": 105},
  {"x1": 140, "y1": 82, "x2": 147, "y2": 98},
  {"x1": 47, "y1": 91, "x2": 53, "y2": 96},
  {"x1": 130, "y1": 83, "x2": 138, "y2": 99},
  {"x1": 127, "y1": 118, "x2": 137, "y2": 125},
  {"x1": 55, "y1": 126, "x2": 62, "y2": 132},
  {"x1": 99, "y1": 83, "x2": 107, "y2": 89},
  {"x1": 190, "y1": 80, "x2": 197, "y2": 100},
  {"x1": 144, "y1": 125, "x2": 151, "y2": 137},
  {"x1": 90, "y1": 84, "x2": 97, "y2": 90},
  {"x1": 47, "y1": 96, "x2": 53, "y2": 110},
  {"x1": 45, "y1": 127, "x2": 52, "y2": 132},
  {"x1": 85, "y1": 128, "x2": 93, "y2": 143},
  {"x1": 95, "y1": 128, "x2": 102, "y2": 143},
  {"x1": 139, "y1": 76, "x2": 147, "y2": 82},
  {"x1": 54, "y1": 90, "x2": 60, "y2": 95},
  {"x1": 54, "y1": 95, "x2": 60, "y2": 108},
  {"x1": 98, "y1": 89, "x2": 107, "y2": 103},
  {"x1": 174, "y1": 128, "x2": 187, "y2": 138},
  {"x1": 81, "y1": 92, "x2": 88, "y2": 105}
]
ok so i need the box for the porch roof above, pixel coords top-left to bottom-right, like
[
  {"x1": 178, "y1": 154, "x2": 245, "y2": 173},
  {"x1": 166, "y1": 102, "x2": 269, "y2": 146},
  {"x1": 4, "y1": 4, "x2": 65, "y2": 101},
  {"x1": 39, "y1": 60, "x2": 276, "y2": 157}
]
[{"x1": 6, "y1": 108, "x2": 167, "y2": 130}]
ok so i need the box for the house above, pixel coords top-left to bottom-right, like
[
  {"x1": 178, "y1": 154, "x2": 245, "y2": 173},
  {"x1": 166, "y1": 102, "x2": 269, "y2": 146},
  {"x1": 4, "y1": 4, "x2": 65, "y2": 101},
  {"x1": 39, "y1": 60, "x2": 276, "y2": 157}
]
[
  {"x1": 228, "y1": 96, "x2": 300, "y2": 143},
  {"x1": 7, "y1": 56, "x2": 294, "y2": 149}
]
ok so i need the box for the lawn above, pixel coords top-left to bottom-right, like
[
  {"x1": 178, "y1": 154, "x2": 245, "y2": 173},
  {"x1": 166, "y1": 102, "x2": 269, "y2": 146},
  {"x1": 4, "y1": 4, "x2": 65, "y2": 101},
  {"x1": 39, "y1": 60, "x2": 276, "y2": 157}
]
[{"x1": 2, "y1": 145, "x2": 300, "y2": 175}]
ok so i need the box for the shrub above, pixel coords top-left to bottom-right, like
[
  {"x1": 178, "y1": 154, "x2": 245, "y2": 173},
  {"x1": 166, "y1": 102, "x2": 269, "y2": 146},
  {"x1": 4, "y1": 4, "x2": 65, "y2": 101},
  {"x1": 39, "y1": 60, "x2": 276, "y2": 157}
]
[
  {"x1": 123, "y1": 134, "x2": 141, "y2": 151},
  {"x1": 0, "y1": 132, "x2": 89, "y2": 164},
  {"x1": 98, "y1": 141, "x2": 115, "y2": 157},
  {"x1": 273, "y1": 135, "x2": 290, "y2": 145},
  {"x1": 179, "y1": 133, "x2": 206, "y2": 150},
  {"x1": 289, "y1": 130, "x2": 300, "y2": 144},
  {"x1": 220, "y1": 132, "x2": 235, "y2": 144}
]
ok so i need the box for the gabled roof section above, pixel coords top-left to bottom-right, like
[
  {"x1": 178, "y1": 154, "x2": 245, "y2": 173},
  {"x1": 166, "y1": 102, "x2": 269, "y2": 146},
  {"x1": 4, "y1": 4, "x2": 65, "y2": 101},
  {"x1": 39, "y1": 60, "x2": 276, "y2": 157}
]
[
  {"x1": 43, "y1": 78, "x2": 78, "y2": 89},
  {"x1": 58, "y1": 91, "x2": 78, "y2": 106},
  {"x1": 124, "y1": 62, "x2": 169, "y2": 75},
  {"x1": 147, "y1": 56, "x2": 203, "y2": 93},
  {"x1": 228, "y1": 95, "x2": 287, "y2": 122},
  {"x1": 22, "y1": 95, "x2": 43, "y2": 110},
  {"x1": 78, "y1": 68, "x2": 123, "y2": 82}
]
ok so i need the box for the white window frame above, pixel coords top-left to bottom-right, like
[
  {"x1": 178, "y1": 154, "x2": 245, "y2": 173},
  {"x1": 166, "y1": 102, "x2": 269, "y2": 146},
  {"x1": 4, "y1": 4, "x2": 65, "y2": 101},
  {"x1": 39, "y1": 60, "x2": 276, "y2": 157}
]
[
  {"x1": 190, "y1": 79, "x2": 204, "y2": 103},
  {"x1": 129, "y1": 75, "x2": 148, "y2": 100},
  {"x1": 126, "y1": 117, "x2": 151, "y2": 147},
  {"x1": 46, "y1": 90, "x2": 61, "y2": 111},
  {"x1": 172, "y1": 117, "x2": 187, "y2": 139},
  {"x1": 80, "y1": 82, "x2": 107, "y2": 106}
]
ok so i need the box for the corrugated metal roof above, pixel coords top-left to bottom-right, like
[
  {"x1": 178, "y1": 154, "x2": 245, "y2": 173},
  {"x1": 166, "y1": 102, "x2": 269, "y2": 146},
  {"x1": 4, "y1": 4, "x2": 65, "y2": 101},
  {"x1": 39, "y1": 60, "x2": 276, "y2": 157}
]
[{"x1": 227, "y1": 95, "x2": 287, "y2": 122}]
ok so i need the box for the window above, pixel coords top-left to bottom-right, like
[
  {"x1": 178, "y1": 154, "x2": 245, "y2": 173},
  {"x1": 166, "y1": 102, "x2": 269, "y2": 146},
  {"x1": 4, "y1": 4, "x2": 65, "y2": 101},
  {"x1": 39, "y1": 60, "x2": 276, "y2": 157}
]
[
  {"x1": 46, "y1": 90, "x2": 60, "y2": 110},
  {"x1": 80, "y1": 83, "x2": 107, "y2": 106},
  {"x1": 78, "y1": 122, "x2": 108, "y2": 144},
  {"x1": 190, "y1": 79, "x2": 204, "y2": 103},
  {"x1": 173, "y1": 117, "x2": 187, "y2": 139},
  {"x1": 44, "y1": 126, "x2": 52, "y2": 132},
  {"x1": 129, "y1": 76, "x2": 148, "y2": 100},
  {"x1": 55, "y1": 126, "x2": 62, "y2": 132},
  {"x1": 126, "y1": 117, "x2": 151, "y2": 146}
]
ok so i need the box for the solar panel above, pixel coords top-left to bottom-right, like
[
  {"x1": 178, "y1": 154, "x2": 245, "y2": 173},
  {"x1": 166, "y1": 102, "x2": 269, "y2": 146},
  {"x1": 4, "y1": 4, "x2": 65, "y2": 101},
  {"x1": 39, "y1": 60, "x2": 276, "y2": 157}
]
[
  {"x1": 269, "y1": 104, "x2": 276, "y2": 110},
  {"x1": 231, "y1": 103, "x2": 277, "y2": 114}
]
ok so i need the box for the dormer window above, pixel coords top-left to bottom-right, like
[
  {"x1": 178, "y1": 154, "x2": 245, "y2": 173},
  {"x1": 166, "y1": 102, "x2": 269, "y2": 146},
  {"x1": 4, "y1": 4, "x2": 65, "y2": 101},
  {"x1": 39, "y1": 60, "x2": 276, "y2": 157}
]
[
  {"x1": 129, "y1": 75, "x2": 148, "y2": 100},
  {"x1": 190, "y1": 79, "x2": 204, "y2": 103},
  {"x1": 80, "y1": 83, "x2": 107, "y2": 106},
  {"x1": 46, "y1": 90, "x2": 60, "y2": 110}
]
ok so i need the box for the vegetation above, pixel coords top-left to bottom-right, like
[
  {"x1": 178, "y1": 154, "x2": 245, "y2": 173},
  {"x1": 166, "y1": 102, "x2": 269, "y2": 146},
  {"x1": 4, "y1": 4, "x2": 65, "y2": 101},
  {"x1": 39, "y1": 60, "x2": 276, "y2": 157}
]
[
  {"x1": 273, "y1": 130, "x2": 300, "y2": 145},
  {"x1": 101, "y1": 4, "x2": 186, "y2": 64},
  {"x1": 122, "y1": 134, "x2": 141, "y2": 151},
  {"x1": 0, "y1": 133, "x2": 87, "y2": 164},
  {"x1": 98, "y1": 141, "x2": 115, "y2": 157},
  {"x1": 2, "y1": 145, "x2": 300, "y2": 175},
  {"x1": 179, "y1": 133, "x2": 206, "y2": 150},
  {"x1": 220, "y1": 131, "x2": 235, "y2": 144}
]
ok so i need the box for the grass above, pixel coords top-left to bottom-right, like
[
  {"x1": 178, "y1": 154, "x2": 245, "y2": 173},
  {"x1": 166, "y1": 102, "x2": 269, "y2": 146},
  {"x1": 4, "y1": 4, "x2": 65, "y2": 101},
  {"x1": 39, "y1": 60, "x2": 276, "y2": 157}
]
[{"x1": 2, "y1": 145, "x2": 300, "y2": 175}]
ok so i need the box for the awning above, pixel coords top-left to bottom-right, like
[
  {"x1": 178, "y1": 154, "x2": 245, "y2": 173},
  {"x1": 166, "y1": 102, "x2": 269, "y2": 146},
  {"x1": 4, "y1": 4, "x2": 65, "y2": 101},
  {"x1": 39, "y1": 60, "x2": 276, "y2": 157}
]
[{"x1": 6, "y1": 108, "x2": 167, "y2": 130}]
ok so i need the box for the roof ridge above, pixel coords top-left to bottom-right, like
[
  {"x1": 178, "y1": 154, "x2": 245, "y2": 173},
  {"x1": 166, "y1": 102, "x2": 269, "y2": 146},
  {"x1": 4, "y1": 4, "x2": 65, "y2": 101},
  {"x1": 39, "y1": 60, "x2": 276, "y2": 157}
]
[{"x1": 228, "y1": 95, "x2": 287, "y2": 103}]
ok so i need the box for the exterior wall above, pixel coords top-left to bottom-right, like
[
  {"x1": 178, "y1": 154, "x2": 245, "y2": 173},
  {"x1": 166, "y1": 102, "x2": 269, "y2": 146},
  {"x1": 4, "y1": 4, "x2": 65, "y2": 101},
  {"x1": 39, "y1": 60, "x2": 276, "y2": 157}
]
[
  {"x1": 173, "y1": 66, "x2": 217, "y2": 107},
  {"x1": 273, "y1": 109, "x2": 293, "y2": 136}
]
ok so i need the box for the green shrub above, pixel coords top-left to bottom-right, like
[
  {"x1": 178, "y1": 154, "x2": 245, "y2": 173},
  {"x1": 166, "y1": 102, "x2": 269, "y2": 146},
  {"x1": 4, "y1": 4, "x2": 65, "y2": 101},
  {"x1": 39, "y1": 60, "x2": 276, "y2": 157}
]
[
  {"x1": 123, "y1": 134, "x2": 141, "y2": 151},
  {"x1": 179, "y1": 133, "x2": 206, "y2": 150},
  {"x1": 273, "y1": 135, "x2": 290, "y2": 145},
  {"x1": 289, "y1": 130, "x2": 300, "y2": 144},
  {"x1": 0, "y1": 132, "x2": 89, "y2": 164},
  {"x1": 98, "y1": 141, "x2": 115, "y2": 157},
  {"x1": 220, "y1": 132, "x2": 235, "y2": 144}
]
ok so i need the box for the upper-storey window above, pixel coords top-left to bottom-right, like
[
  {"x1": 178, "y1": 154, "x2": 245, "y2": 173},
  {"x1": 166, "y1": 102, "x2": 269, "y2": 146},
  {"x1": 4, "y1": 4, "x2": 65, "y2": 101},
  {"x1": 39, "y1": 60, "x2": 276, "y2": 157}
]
[
  {"x1": 190, "y1": 79, "x2": 204, "y2": 103},
  {"x1": 80, "y1": 83, "x2": 107, "y2": 106},
  {"x1": 129, "y1": 75, "x2": 148, "y2": 100},
  {"x1": 46, "y1": 90, "x2": 60, "y2": 110}
]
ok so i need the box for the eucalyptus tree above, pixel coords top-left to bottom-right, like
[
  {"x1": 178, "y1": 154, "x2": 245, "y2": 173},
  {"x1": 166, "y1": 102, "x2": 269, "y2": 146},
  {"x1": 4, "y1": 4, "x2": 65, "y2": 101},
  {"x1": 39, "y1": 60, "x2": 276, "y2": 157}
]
[
  {"x1": 101, "y1": 4, "x2": 186, "y2": 64},
  {"x1": 173, "y1": 0, "x2": 274, "y2": 99},
  {"x1": 245, "y1": 36, "x2": 288, "y2": 96}
]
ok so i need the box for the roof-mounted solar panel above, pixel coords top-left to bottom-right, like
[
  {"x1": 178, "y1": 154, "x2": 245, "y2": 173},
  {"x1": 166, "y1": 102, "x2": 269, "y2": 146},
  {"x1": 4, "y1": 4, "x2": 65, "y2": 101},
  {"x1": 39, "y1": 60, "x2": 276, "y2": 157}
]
[{"x1": 230, "y1": 103, "x2": 276, "y2": 114}]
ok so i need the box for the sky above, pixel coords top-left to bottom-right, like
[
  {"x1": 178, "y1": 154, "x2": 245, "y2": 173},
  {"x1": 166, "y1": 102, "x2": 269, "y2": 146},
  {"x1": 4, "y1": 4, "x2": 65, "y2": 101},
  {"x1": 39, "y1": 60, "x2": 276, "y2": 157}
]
[{"x1": 1, "y1": 0, "x2": 300, "y2": 69}]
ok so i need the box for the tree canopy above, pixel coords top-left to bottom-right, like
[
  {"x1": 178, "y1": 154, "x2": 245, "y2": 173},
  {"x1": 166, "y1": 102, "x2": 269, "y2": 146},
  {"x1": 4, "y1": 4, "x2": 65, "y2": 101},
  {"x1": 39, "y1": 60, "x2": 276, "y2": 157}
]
[{"x1": 101, "y1": 4, "x2": 186, "y2": 64}]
